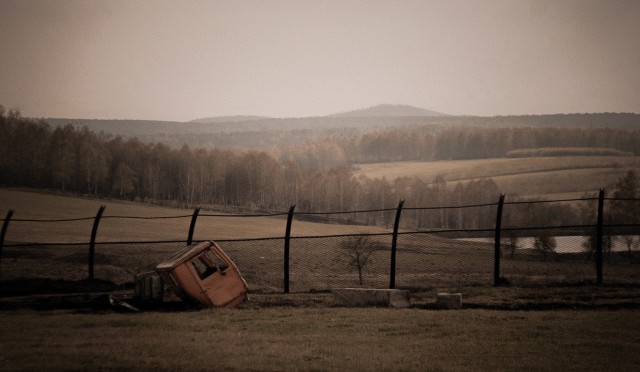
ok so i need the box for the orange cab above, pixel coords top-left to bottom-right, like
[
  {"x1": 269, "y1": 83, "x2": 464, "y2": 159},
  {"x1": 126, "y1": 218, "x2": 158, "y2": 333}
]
[{"x1": 155, "y1": 241, "x2": 248, "y2": 308}]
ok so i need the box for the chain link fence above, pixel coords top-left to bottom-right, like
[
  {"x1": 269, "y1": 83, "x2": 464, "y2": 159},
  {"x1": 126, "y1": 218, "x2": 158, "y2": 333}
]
[{"x1": 1, "y1": 194, "x2": 639, "y2": 294}]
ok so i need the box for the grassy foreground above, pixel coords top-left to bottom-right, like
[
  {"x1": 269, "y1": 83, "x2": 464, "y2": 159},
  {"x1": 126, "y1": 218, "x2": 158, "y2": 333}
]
[{"x1": 1, "y1": 304, "x2": 639, "y2": 371}]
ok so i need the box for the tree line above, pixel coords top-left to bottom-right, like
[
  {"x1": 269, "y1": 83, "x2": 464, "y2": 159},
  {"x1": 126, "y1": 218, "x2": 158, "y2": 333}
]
[
  {"x1": 279, "y1": 126, "x2": 640, "y2": 168},
  {"x1": 1, "y1": 107, "x2": 635, "y2": 230}
]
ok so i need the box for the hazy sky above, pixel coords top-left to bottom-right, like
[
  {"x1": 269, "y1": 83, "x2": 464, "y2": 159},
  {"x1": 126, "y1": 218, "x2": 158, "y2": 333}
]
[{"x1": 1, "y1": 0, "x2": 639, "y2": 121}]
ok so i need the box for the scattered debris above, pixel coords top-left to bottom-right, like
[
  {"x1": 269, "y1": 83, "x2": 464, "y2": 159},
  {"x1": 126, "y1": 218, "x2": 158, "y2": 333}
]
[
  {"x1": 134, "y1": 271, "x2": 164, "y2": 303},
  {"x1": 108, "y1": 295, "x2": 140, "y2": 312}
]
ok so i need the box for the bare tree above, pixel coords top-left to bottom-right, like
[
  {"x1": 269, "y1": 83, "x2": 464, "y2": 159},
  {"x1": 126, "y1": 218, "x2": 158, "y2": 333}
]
[
  {"x1": 50, "y1": 125, "x2": 77, "y2": 192},
  {"x1": 617, "y1": 235, "x2": 639, "y2": 263},
  {"x1": 534, "y1": 232, "x2": 557, "y2": 261},
  {"x1": 340, "y1": 235, "x2": 378, "y2": 286},
  {"x1": 505, "y1": 232, "x2": 519, "y2": 258},
  {"x1": 112, "y1": 162, "x2": 136, "y2": 198}
]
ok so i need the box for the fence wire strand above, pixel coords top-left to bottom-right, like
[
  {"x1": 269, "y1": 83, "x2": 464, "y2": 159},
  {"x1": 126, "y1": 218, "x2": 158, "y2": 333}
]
[{"x1": 1, "y1": 197, "x2": 639, "y2": 293}]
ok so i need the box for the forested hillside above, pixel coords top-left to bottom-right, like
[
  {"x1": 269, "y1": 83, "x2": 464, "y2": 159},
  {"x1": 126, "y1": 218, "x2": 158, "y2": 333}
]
[
  {"x1": 333, "y1": 126, "x2": 640, "y2": 164},
  {"x1": 2, "y1": 107, "x2": 638, "y2": 229},
  {"x1": 43, "y1": 113, "x2": 640, "y2": 150}
]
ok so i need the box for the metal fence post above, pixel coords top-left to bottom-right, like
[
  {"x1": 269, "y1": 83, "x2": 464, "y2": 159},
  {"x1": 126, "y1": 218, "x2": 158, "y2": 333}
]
[
  {"x1": 494, "y1": 194, "x2": 506, "y2": 287},
  {"x1": 88, "y1": 205, "x2": 106, "y2": 280},
  {"x1": 596, "y1": 188, "x2": 605, "y2": 285},
  {"x1": 284, "y1": 204, "x2": 296, "y2": 293},
  {"x1": 0, "y1": 209, "x2": 15, "y2": 280},
  {"x1": 187, "y1": 207, "x2": 201, "y2": 246},
  {"x1": 389, "y1": 199, "x2": 404, "y2": 289}
]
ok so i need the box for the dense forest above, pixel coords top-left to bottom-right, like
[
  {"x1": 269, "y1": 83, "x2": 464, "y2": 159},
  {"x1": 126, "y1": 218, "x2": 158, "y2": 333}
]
[
  {"x1": 2, "y1": 107, "x2": 637, "y2": 229},
  {"x1": 45, "y1": 112, "x2": 640, "y2": 137},
  {"x1": 279, "y1": 126, "x2": 640, "y2": 168},
  {"x1": 44, "y1": 113, "x2": 640, "y2": 151}
]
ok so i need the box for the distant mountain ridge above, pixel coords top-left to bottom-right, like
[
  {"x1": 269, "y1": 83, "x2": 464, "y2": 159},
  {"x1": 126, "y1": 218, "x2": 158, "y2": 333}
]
[
  {"x1": 330, "y1": 104, "x2": 446, "y2": 117},
  {"x1": 190, "y1": 115, "x2": 270, "y2": 124},
  {"x1": 188, "y1": 104, "x2": 446, "y2": 123},
  {"x1": 40, "y1": 109, "x2": 640, "y2": 150}
]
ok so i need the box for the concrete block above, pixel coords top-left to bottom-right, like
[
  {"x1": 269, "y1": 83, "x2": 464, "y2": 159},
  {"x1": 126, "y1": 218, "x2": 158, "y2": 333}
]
[
  {"x1": 332, "y1": 288, "x2": 411, "y2": 308},
  {"x1": 436, "y1": 292, "x2": 462, "y2": 309}
]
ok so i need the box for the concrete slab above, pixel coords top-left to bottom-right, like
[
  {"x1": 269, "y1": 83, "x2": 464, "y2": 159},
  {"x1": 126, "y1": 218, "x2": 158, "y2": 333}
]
[{"x1": 332, "y1": 288, "x2": 411, "y2": 308}]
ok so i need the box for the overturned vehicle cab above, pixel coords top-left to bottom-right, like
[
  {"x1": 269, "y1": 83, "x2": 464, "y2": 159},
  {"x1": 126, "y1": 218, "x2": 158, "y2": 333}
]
[{"x1": 155, "y1": 241, "x2": 248, "y2": 308}]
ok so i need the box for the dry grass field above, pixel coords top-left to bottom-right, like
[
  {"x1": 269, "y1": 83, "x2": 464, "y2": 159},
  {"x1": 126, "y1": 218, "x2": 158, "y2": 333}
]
[
  {"x1": 1, "y1": 189, "x2": 640, "y2": 371},
  {"x1": 0, "y1": 188, "x2": 389, "y2": 243},
  {"x1": 1, "y1": 188, "x2": 639, "y2": 291},
  {"x1": 0, "y1": 188, "x2": 391, "y2": 288},
  {"x1": 1, "y1": 305, "x2": 640, "y2": 371},
  {"x1": 353, "y1": 156, "x2": 640, "y2": 198}
]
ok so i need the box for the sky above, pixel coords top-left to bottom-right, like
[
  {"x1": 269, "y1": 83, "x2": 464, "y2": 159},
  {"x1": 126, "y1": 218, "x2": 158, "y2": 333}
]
[{"x1": 1, "y1": 0, "x2": 639, "y2": 121}]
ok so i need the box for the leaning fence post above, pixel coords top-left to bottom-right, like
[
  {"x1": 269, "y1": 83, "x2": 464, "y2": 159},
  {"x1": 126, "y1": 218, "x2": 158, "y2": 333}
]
[
  {"x1": 596, "y1": 188, "x2": 605, "y2": 285},
  {"x1": 284, "y1": 205, "x2": 296, "y2": 294},
  {"x1": 494, "y1": 194, "x2": 505, "y2": 287},
  {"x1": 0, "y1": 209, "x2": 15, "y2": 280},
  {"x1": 88, "y1": 205, "x2": 106, "y2": 280},
  {"x1": 389, "y1": 199, "x2": 404, "y2": 289},
  {"x1": 187, "y1": 207, "x2": 201, "y2": 246}
]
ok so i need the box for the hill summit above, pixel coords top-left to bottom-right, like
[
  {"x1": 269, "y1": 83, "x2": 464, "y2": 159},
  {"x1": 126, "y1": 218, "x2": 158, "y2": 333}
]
[{"x1": 330, "y1": 104, "x2": 446, "y2": 117}]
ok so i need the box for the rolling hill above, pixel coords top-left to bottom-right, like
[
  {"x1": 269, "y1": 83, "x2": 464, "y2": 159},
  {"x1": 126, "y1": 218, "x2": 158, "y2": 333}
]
[
  {"x1": 330, "y1": 104, "x2": 446, "y2": 117},
  {"x1": 38, "y1": 109, "x2": 640, "y2": 150},
  {"x1": 353, "y1": 156, "x2": 640, "y2": 198}
]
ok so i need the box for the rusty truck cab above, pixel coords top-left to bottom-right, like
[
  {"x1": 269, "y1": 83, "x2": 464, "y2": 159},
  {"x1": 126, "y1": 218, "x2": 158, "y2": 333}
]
[{"x1": 155, "y1": 241, "x2": 248, "y2": 308}]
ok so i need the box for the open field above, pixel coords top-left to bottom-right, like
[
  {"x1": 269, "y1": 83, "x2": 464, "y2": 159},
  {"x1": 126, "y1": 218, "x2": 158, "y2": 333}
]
[
  {"x1": 353, "y1": 156, "x2": 640, "y2": 198},
  {"x1": 0, "y1": 188, "x2": 391, "y2": 289},
  {"x1": 1, "y1": 302, "x2": 639, "y2": 371},
  {"x1": 1, "y1": 189, "x2": 640, "y2": 371},
  {"x1": 1, "y1": 188, "x2": 639, "y2": 290},
  {"x1": 0, "y1": 188, "x2": 389, "y2": 243},
  {"x1": 4, "y1": 232, "x2": 639, "y2": 292}
]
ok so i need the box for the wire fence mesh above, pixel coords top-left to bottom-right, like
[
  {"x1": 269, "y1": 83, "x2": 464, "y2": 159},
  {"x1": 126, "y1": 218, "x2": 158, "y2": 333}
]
[
  {"x1": 395, "y1": 231, "x2": 495, "y2": 289},
  {"x1": 288, "y1": 234, "x2": 393, "y2": 292},
  {"x1": 213, "y1": 238, "x2": 285, "y2": 294},
  {"x1": 1, "y1": 195, "x2": 639, "y2": 294},
  {"x1": 1, "y1": 243, "x2": 91, "y2": 283},
  {"x1": 0, "y1": 241, "x2": 187, "y2": 285}
]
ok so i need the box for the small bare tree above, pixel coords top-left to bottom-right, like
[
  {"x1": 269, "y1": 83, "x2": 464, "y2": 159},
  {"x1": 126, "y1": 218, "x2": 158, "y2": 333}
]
[
  {"x1": 505, "y1": 232, "x2": 519, "y2": 259},
  {"x1": 617, "y1": 235, "x2": 639, "y2": 263},
  {"x1": 534, "y1": 232, "x2": 557, "y2": 261},
  {"x1": 340, "y1": 235, "x2": 377, "y2": 286}
]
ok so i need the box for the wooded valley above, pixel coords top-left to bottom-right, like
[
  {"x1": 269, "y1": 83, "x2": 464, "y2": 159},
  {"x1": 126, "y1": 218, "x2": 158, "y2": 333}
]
[{"x1": 1, "y1": 106, "x2": 639, "y2": 229}]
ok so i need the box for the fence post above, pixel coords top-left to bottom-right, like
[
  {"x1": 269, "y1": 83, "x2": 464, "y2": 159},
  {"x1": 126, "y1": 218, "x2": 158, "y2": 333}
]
[
  {"x1": 0, "y1": 209, "x2": 15, "y2": 280},
  {"x1": 284, "y1": 204, "x2": 296, "y2": 293},
  {"x1": 494, "y1": 194, "x2": 505, "y2": 287},
  {"x1": 187, "y1": 207, "x2": 201, "y2": 246},
  {"x1": 88, "y1": 205, "x2": 106, "y2": 280},
  {"x1": 389, "y1": 199, "x2": 404, "y2": 289},
  {"x1": 596, "y1": 188, "x2": 605, "y2": 285}
]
